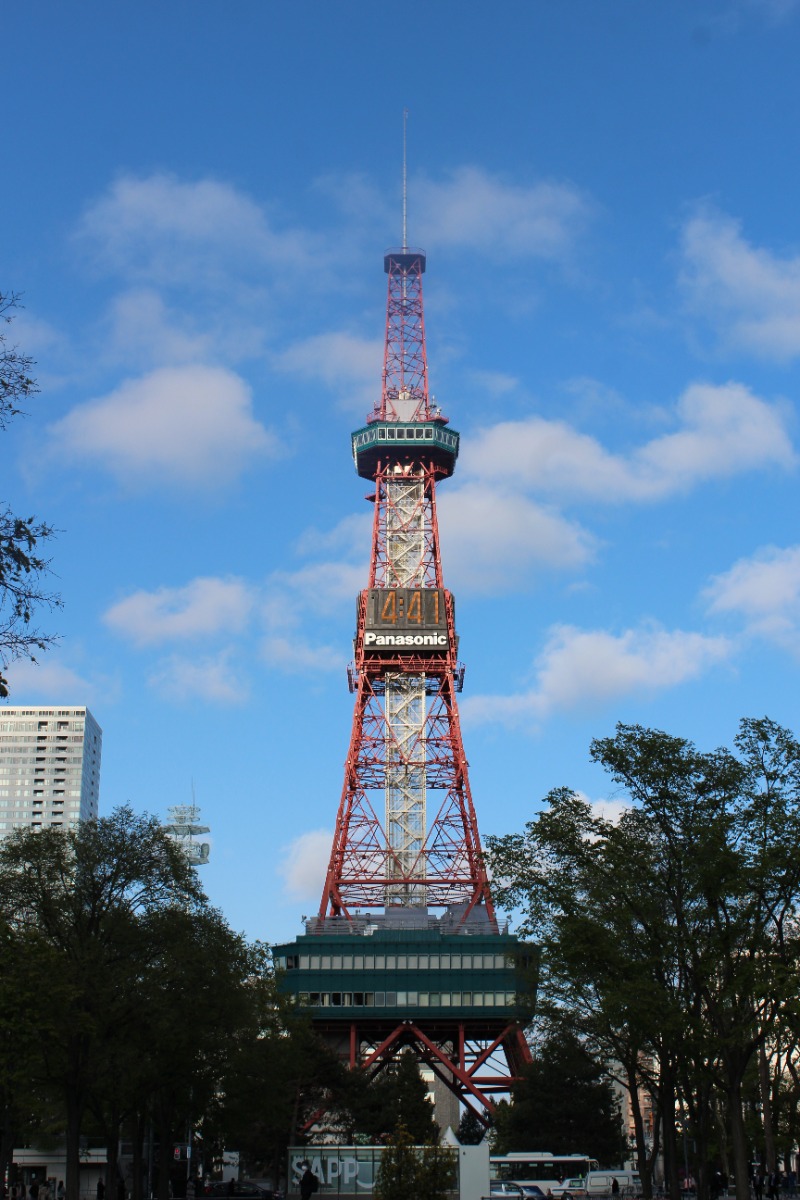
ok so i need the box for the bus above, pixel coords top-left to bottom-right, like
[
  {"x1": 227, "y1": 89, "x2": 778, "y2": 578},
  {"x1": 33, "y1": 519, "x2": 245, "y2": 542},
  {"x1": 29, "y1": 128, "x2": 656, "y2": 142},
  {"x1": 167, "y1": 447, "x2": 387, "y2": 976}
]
[{"x1": 491, "y1": 1154, "x2": 600, "y2": 1193}]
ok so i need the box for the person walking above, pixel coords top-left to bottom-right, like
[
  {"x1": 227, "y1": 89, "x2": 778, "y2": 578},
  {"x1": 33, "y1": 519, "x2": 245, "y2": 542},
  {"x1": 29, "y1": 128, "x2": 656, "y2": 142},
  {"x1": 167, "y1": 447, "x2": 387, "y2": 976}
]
[{"x1": 299, "y1": 1167, "x2": 319, "y2": 1200}]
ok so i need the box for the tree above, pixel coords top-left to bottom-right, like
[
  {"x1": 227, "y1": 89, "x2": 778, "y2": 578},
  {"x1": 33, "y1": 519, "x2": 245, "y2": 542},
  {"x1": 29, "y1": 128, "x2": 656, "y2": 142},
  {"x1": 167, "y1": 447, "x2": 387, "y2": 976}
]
[
  {"x1": 209, "y1": 977, "x2": 344, "y2": 1187},
  {"x1": 374, "y1": 1125, "x2": 419, "y2": 1200},
  {"x1": 0, "y1": 290, "x2": 60, "y2": 696},
  {"x1": 85, "y1": 903, "x2": 257, "y2": 1200},
  {"x1": 0, "y1": 914, "x2": 62, "y2": 1188},
  {"x1": 491, "y1": 1026, "x2": 625, "y2": 1164},
  {"x1": 487, "y1": 719, "x2": 800, "y2": 1200},
  {"x1": 374, "y1": 1124, "x2": 455, "y2": 1200},
  {"x1": 457, "y1": 1106, "x2": 486, "y2": 1145},
  {"x1": 0, "y1": 807, "x2": 205, "y2": 1200},
  {"x1": 333, "y1": 1049, "x2": 439, "y2": 1144}
]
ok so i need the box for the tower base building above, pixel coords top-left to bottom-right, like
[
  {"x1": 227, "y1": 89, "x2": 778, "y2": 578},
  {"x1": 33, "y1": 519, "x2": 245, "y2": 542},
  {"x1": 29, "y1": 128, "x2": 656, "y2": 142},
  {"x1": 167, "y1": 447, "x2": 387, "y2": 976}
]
[{"x1": 275, "y1": 913, "x2": 535, "y2": 1122}]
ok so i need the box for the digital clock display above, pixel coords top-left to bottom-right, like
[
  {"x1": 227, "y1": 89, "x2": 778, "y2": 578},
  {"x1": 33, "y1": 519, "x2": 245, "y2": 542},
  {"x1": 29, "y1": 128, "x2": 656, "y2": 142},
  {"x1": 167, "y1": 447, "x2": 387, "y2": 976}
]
[{"x1": 362, "y1": 588, "x2": 451, "y2": 654}]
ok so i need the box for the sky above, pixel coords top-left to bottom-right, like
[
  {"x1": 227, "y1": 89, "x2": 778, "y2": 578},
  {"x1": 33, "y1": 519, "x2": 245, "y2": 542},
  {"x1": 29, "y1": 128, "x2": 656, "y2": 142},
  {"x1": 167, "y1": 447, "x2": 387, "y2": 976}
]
[{"x1": 3, "y1": 0, "x2": 800, "y2": 944}]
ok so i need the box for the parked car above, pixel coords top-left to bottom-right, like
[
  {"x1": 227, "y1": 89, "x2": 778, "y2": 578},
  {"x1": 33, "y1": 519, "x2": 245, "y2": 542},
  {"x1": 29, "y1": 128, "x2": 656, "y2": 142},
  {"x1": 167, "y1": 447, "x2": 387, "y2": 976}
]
[
  {"x1": 490, "y1": 1184, "x2": 547, "y2": 1199},
  {"x1": 584, "y1": 1173, "x2": 641, "y2": 1197},
  {"x1": 551, "y1": 1179, "x2": 588, "y2": 1199}
]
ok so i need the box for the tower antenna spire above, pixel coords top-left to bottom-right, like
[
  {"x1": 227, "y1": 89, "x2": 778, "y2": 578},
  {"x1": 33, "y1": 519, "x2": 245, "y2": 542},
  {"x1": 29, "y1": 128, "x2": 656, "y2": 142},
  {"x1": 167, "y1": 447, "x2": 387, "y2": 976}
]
[{"x1": 402, "y1": 107, "x2": 408, "y2": 251}]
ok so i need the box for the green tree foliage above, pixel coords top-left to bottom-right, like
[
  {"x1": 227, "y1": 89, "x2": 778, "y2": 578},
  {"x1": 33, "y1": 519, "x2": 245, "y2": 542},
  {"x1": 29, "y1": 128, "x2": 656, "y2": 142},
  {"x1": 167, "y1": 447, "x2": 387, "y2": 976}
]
[
  {"x1": 486, "y1": 718, "x2": 800, "y2": 1200},
  {"x1": 209, "y1": 980, "x2": 344, "y2": 1184},
  {"x1": 415, "y1": 1142, "x2": 458, "y2": 1200},
  {"x1": 2, "y1": 807, "x2": 411, "y2": 1198},
  {"x1": 0, "y1": 291, "x2": 60, "y2": 697},
  {"x1": 374, "y1": 1125, "x2": 419, "y2": 1200},
  {"x1": 333, "y1": 1049, "x2": 439, "y2": 1144},
  {"x1": 374, "y1": 1124, "x2": 456, "y2": 1200},
  {"x1": 94, "y1": 904, "x2": 258, "y2": 1200},
  {"x1": 456, "y1": 1106, "x2": 486, "y2": 1145},
  {"x1": 491, "y1": 1026, "x2": 625, "y2": 1164},
  {"x1": 0, "y1": 808, "x2": 236, "y2": 1200}
]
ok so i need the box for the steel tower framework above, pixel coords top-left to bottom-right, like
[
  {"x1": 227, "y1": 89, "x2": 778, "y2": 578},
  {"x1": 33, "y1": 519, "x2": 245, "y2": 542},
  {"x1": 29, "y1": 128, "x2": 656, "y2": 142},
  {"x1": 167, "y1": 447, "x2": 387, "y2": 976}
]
[
  {"x1": 320, "y1": 247, "x2": 494, "y2": 924},
  {"x1": 275, "y1": 243, "x2": 534, "y2": 1126}
]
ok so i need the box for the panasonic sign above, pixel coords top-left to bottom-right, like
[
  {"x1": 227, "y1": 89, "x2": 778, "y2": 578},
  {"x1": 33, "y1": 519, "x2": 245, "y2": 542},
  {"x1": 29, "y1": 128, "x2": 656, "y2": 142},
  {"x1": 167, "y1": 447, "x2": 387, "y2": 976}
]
[{"x1": 364, "y1": 632, "x2": 447, "y2": 648}]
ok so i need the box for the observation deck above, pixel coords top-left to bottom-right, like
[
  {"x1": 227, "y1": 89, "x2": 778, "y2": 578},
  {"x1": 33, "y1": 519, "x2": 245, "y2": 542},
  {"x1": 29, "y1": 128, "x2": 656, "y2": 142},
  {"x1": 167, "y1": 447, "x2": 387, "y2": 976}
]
[
  {"x1": 274, "y1": 916, "x2": 537, "y2": 1036},
  {"x1": 351, "y1": 419, "x2": 459, "y2": 480}
]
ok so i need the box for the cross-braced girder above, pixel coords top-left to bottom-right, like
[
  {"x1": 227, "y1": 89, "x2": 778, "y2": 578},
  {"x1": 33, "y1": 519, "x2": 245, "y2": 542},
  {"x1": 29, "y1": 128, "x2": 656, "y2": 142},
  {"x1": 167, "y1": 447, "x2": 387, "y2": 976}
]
[{"x1": 339, "y1": 1018, "x2": 533, "y2": 1126}]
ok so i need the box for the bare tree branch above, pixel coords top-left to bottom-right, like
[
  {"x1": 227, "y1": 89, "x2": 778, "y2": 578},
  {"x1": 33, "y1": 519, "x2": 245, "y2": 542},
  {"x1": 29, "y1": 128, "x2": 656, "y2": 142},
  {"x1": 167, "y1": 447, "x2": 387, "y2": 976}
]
[{"x1": 0, "y1": 292, "x2": 61, "y2": 696}]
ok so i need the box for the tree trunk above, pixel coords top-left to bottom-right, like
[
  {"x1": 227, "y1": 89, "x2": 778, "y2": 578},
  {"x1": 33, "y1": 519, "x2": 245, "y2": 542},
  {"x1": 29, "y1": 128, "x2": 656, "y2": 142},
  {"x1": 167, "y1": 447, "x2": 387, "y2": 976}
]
[
  {"x1": 728, "y1": 1083, "x2": 751, "y2": 1200},
  {"x1": 659, "y1": 1060, "x2": 681, "y2": 1200},
  {"x1": 65, "y1": 1089, "x2": 84, "y2": 1200},
  {"x1": 626, "y1": 1062, "x2": 652, "y2": 1200},
  {"x1": 131, "y1": 1111, "x2": 146, "y2": 1200},
  {"x1": 156, "y1": 1101, "x2": 174, "y2": 1200},
  {"x1": 759, "y1": 1045, "x2": 777, "y2": 1175},
  {"x1": 1, "y1": 1123, "x2": 16, "y2": 1196},
  {"x1": 682, "y1": 1071, "x2": 714, "y2": 1200},
  {"x1": 647, "y1": 1107, "x2": 662, "y2": 1190},
  {"x1": 105, "y1": 1109, "x2": 121, "y2": 1198}
]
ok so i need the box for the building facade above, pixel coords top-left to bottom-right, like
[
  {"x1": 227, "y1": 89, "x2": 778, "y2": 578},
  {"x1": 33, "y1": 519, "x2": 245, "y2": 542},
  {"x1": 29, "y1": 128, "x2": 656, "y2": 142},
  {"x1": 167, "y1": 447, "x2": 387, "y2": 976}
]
[{"x1": 0, "y1": 706, "x2": 102, "y2": 835}]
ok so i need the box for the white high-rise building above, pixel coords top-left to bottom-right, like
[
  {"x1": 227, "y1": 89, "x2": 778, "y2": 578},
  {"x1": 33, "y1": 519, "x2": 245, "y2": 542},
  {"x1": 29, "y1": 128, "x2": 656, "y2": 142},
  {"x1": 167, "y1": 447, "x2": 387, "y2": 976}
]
[{"x1": 0, "y1": 706, "x2": 102, "y2": 836}]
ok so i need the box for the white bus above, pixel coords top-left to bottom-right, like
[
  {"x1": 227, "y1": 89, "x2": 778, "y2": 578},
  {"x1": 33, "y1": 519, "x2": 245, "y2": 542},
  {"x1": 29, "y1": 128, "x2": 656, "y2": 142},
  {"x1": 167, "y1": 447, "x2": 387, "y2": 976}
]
[{"x1": 491, "y1": 1154, "x2": 600, "y2": 1193}]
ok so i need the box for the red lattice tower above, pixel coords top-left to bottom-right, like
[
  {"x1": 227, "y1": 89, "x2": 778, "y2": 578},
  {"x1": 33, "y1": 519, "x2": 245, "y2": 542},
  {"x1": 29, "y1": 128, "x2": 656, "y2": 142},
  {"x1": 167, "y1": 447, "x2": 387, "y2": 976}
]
[
  {"x1": 320, "y1": 246, "x2": 495, "y2": 926},
  {"x1": 275, "y1": 241, "x2": 534, "y2": 1129}
]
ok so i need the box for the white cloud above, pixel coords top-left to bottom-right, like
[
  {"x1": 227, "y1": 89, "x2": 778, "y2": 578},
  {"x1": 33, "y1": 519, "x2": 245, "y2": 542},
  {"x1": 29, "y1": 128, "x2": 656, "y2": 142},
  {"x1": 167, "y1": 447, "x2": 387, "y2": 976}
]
[
  {"x1": 470, "y1": 370, "x2": 520, "y2": 399},
  {"x1": 278, "y1": 828, "x2": 332, "y2": 902},
  {"x1": 680, "y1": 209, "x2": 800, "y2": 360},
  {"x1": 637, "y1": 382, "x2": 794, "y2": 484},
  {"x1": 147, "y1": 651, "x2": 249, "y2": 705},
  {"x1": 2, "y1": 657, "x2": 105, "y2": 704},
  {"x1": 461, "y1": 382, "x2": 794, "y2": 502},
  {"x1": 268, "y1": 561, "x2": 369, "y2": 614},
  {"x1": 47, "y1": 365, "x2": 280, "y2": 487},
  {"x1": 258, "y1": 559, "x2": 366, "y2": 668},
  {"x1": 275, "y1": 331, "x2": 382, "y2": 414},
  {"x1": 103, "y1": 289, "x2": 214, "y2": 368},
  {"x1": 705, "y1": 545, "x2": 800, "y2": 618},
  {"x1": 262, "y1": 635, "x2": 344, "y2": 674},
  {"x1": 415, "y1": 166, "x2": 591, "y2": 260},
  {"x1": 438, "y1": 483, "x2": 595, "y2": 591},
  {"x1": 104, "y1": 577, "x2": 255, "y2": 646},
  {"x1": 295, "y1": 513, "x2": 373, "y2": 559},
  {"x1": 705, "y1": 545, "x2": 800, "y2": 648},
  {"x1": 588, "y1": 795, "x2": 630, "y2": 825},
  {"x1": 77, "y1": 172, "x2": 321, "y2": 284},
  {"x1": 9, "y1": 310, "x2": 69, "y2": 359},
  {"x1": 462, "y1": 623, "x2": 732, "y2": 727}
]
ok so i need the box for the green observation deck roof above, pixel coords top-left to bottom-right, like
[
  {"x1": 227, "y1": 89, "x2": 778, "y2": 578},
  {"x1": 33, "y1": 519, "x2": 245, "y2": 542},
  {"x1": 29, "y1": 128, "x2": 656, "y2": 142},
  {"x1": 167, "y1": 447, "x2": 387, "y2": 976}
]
[{"x1": 351, "y1": 420, "x2": 459, "y2": 480}]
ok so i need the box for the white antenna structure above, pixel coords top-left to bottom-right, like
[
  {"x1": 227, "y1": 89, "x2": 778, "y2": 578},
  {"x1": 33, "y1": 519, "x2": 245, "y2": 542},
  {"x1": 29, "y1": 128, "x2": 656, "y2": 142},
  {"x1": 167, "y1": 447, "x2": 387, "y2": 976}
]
[{"x1": 402, "y1": 107, "x2": 409, "y2": 251}]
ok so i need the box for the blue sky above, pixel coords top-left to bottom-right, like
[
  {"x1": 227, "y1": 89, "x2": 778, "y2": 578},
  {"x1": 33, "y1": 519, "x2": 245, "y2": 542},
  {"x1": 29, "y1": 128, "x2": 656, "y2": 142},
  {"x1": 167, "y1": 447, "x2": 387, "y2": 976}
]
[{"x1": 4, "y1": 0, "x2": 800, "y2": 942}]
